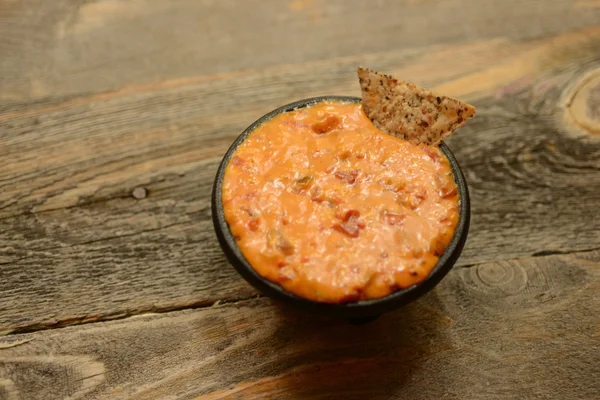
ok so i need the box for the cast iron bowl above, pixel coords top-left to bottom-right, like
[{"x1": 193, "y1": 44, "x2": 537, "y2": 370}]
[{"x1": 212, "y1": 96, "x2": 470, "y2": 321}]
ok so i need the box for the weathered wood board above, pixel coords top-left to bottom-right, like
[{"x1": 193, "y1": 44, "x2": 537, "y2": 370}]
[
  {"x1": 1, "y1": 0, "x2": 600, "y2": 398},
  {"x1": 1, "y1": 251, "x2": 598, "y2": 399},
  {"x1": 2, "y1": 26, "x2": 600, "y2": 332}
]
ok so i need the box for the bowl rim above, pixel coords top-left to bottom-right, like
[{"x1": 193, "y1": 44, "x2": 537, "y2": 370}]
[{"x1": 212, "y1": 96, "x2": 470, "y2": 318}]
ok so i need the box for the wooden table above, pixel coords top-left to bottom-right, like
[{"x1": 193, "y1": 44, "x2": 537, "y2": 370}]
[{"x1": 1, "y1": 1, "x2": 600, "y2": 399}]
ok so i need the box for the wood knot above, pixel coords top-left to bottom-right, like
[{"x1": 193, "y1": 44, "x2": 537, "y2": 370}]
[
  {"x1": 566, "y1": 69, "x2": 600, "y2": 134},
  {"x1": 132, "y1": 187, "x2": 147, "y2": 199},
  {"x1": 472, "y1": 261, "x2": 528, "y2": 293},
  {"x1": 449, "y1": 257, "x2": 589, "y2": 314}
]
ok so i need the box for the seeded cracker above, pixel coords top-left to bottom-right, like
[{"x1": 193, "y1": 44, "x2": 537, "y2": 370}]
[{"x1": 357, "y1": 67, "x2": 476, "y2": 146}]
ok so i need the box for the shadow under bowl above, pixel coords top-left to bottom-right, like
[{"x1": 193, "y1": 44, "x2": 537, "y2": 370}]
[{"x1": 212, "y1": 96, "x2": 470, "y2": 321}]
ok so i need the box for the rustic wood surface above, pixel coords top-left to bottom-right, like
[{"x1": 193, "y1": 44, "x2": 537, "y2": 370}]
[
  {"x1": 1, "y1": 251, "x2": 599, "y2": 399},
  {"x1": 1, "y1": 0, "x2": 599, "y2": 399}
]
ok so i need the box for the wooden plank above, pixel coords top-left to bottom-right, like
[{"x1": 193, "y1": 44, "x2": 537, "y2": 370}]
[
  {"x1": 2, "y1": 28, "x2": 600, "y2": 332},
  {"x1": 0, "y1": 251, "x2": 598, "y2": 400},
  {"x1": 1, "y1": 0, "x2": 600, "y2": 101}
]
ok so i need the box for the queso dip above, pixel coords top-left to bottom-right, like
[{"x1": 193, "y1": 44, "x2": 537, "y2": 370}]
[{"x1": 222, "y1": 101, "x2": 460, "y2": 303}]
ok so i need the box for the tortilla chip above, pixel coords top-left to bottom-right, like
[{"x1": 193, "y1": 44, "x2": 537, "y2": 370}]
[{"x1": 357, "y1": 67, "x2": 476, "y2": 146}]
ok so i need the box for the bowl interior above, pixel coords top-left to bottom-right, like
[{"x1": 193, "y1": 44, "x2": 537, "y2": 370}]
[{"x1": 212, "y1": 96, "x2": 470, "y2": 318}]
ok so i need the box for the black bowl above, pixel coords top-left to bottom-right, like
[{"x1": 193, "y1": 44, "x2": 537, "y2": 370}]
[{"x1": 212, "y1": 96, "x2": 470, "y2": 321}]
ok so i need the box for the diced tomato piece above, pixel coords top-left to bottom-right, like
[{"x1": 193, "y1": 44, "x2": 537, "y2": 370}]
[
  {"x1": 337, "y1": 209, "x2": 360, "y2": 222},
  {"x1": 441, "y1": 184, "x2": 458, "y2": 198},
  {"x1": 295, "y1": 175, "x2": 313, "y2": 189},
  {"x1": 339, "y1": 150, "x2": 352, "y2": 160},
  {"x1": 310, "y1": 186, "x2": 324, "y2": 202},
  {"x1": 248, "y1": 218, "x2": 260, "y2": 231},
  {"x1": 420, "y1": 145, "x2": 441, "y2": 162},
  {"x1": 333, "y1": 209, "x2": 364, "y2": 238},
  {"x1": 231, "y1": 156, "x2": 246, "y2": 166},
  {"x1": 311, "y1": 115, "x2": 342, "y2": 134},
  {"x1": 267, "y1": 230, "x2": 295, "y2": 255},
  {"x1": 334, "y1": 170, "x2": 358, "y2": 184},
  {"x1": 333, "y1": 222, "x2": 360, "y2": 238}
]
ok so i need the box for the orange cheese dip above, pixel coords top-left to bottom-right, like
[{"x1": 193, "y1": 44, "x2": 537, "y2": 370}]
[{"x1": 222, "y1": 102, "x2": 459, "y2": 303}]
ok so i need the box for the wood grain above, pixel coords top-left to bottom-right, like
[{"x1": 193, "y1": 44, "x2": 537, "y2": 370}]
[
  {"x1": 566, "y1": 69, "x2": 600, "y2": 133},
  {"x1": 1, "y1": 0, "x2": 600, "y2": 101},
  {"x1": 2, "y1": 26, "x2": 600, "y2": 333},
  {"x1": 1, "y1": 251, "x2": 598, "y2": 400},
  {"x1": 2, "y1": 1, "x2": 600, "y2": 398}
]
